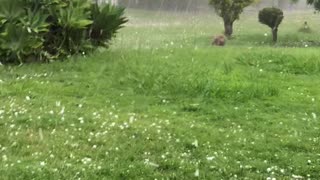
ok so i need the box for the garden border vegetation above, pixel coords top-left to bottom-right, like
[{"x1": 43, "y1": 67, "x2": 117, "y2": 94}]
[{"x1": 0, "y1": 0, "x2": 128, "y2": 64}]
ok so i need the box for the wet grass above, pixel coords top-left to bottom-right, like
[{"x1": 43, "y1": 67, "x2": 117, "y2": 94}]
[{"x1": 1, "y1": 9, "x2": 320, "y2": 179}]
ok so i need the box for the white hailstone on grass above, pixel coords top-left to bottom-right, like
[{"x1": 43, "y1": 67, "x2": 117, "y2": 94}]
[
  {"x1": 292, "y1": 174, "x2": 304, "y2": 179},
  {"x1": 81, "y1": 157, "x2": 92, "y2": 165},
  {"x1": 307, "y1": 160, "x2": 312, "y2": 164},
  {"x1": 144, "y1": 158, "x2": 149, "y2": 163},
  {"x1": 59, "y1": 106, "x2": 65, "y2": 115},
  {"x1": 2, "y1": 155, "x2": 8, "y2": 161},
  {"x1": 40, "y1": 161, "x2": 46, "y2": 166},
  {"x1": 312, "y1": 113, "x2": 317, "y2": 120},
  {"x1": 26, "y1": 96, "x2": 31, "y2": 101},
  {"x1": 267, "y1": 167, "x2": 272, "y2": 172},
  {"x1": 145, "y1": 161, "x2": 159, "y2": 168},
  {"x1": 129, "y1": 116, "x2": 135, "y2": 123},
  {"x1": 305, "y1": 44, "x2": 308, "y2": 48},
  {"x1": 192, "y1": 140, "x2": 199, "y2": 148},
  {"x1": 264, "y1": 33, "x2": 268, "y2": 37},
  {"x1": 194, "y1": 169, "x2": 199, "y2": 177},
  {"x1": 49, "y1": 110, "x2": 54, "y2": 115},
  {"x1": 79, "y1": 117, "x2": 84, "y2": 124},
  {"x1": 206, "y1": 156, "x2": 215, "y2": 161}
]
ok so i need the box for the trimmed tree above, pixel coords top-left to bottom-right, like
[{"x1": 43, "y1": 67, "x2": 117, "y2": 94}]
[
  {"x1": 258, "y1": 7, "x2": 284, "y2": 43},
  {"x1": 209, "y1": 0, "x2": 255, "y2": 37}
]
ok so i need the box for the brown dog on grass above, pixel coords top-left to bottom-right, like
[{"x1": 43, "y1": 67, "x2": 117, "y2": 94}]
[{"x1": 212, "y1": 35, "x2": 226, "y2": 46}]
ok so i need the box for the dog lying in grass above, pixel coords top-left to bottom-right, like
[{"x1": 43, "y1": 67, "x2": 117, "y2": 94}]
[{"x1": 212, "y1": 35, "x2": 226, "y2": 46}]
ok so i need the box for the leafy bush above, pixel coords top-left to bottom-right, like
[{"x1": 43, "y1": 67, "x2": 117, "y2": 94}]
[
  {"x1": 89, "y1": 3, "x2": 127, "y2": 47},
  {"x1": 0, "y1": 0, "x2": 127, "y2": 64},
  {"x1": 258, "y1": 7, "x2": 284, "y2": 43}
]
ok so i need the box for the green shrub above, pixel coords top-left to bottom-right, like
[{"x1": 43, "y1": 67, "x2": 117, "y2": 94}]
[
  {"x1": 258, "y1": 7, "x2": 284, "y2": 43},
  {"x1": 89, "y1": 3, "x2": 127, "y2": 47},
  {"x1": 0, "y1": 0, "x2": 127, "y2": 64}
]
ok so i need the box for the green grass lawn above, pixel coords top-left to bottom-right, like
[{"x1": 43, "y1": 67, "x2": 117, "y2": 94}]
[{"x1": 1, "y1": 9, "x2": 320, "y2": 179}]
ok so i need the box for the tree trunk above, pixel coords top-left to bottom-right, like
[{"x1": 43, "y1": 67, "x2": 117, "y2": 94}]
[
  {"x1": 272, "y1": 28, "x2": 278, "y2": 43},
  {"x1": 224, "y1": 21, "x2": 233, "y2": 37}
]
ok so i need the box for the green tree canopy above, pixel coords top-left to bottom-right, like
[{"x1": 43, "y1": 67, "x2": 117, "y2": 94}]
[
  {"x1": 258, "y1": 7, "x2": 284, "y2": 42},
  {"x1": 209, "y1": 0, "x2": 255, "y2": 37}
]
